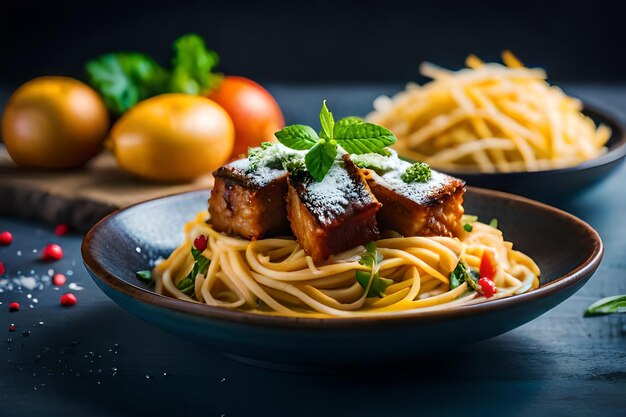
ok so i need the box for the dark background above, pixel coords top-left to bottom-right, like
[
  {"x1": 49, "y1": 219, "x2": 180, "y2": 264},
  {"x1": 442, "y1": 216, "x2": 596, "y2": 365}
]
[{"x1": 1, "y1": 0, "x2": 625, "y2": 91}]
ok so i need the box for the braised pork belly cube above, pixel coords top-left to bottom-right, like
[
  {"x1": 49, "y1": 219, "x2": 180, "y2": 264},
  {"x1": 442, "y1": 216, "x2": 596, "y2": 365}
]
[
  {"x1": 209, "y1": 159, "x2": 290, "y2": 240},
  {"x1": 364, "y1": 168, "x2": 465, "y2": 237},
  {"x1": 287, "y1": 156, "x2": 382, "y2": 261}
]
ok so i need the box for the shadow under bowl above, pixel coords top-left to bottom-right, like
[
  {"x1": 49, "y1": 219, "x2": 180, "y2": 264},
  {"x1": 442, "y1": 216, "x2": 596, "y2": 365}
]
[{"x1": 82, "y1": 188, "x2": 603, "y2": 370}]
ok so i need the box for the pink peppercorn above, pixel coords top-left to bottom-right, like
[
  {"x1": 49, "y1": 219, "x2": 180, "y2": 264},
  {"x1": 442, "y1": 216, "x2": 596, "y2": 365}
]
[
  {"x1": 52, "y1": 273, "x2": 67, "y2": 286},
  {"x1": 54, "y1": 224, "x2": 69, "y2": 236},
  {"x1": 0, "y1": 231, "x2": 12, "y2": 246},
  {"x1": 60, "y1": 293, "x2": 77, "y2": 307},
  {"x1": 42, "y1": 244, "x2": 64, "y2": 261}
]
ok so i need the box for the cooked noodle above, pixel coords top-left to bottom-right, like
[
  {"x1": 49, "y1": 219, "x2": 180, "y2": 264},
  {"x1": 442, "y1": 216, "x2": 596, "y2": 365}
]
[
  {"x1": 367, "y1": 52, "x2": 611, "y2": 173},
  {"x1": 153, "y1": 212, "x2": 540, "y2": 318}
]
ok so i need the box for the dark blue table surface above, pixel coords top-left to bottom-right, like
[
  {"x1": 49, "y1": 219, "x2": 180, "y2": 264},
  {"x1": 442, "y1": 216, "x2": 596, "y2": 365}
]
[{"x1": 0, "y1": 85, "x2": 625, "y2": 417}]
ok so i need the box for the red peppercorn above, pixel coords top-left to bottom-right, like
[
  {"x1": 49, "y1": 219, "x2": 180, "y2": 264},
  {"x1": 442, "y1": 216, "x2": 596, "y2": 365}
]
[
  {"x1": 42, "y1": 244, "x2": 63, "y2": 261},
  {"x1": 9, "y1": 302, "x2": 20, "y2": 312},
  {"x1": 0, "y1": 261, "x2": 4, "y2": 275},
  {"x1": 8, "y1": 324, "x2": 15, "y2": 332},
  {"x1": 478, "y1": 277, "x2": 497, "y2": 298},
  {"x1": 60, "y1": 293, "x2": 77, "y2": 307},
  {"x1": 0, "y1": 231, "x2": 12, "y2": 246},
  {"x1": 193, "y1": 235, "x2": 208, "y2": 252},
  {"x1": 52, "y1": 273, "x2": 67, "y2": 286},
  {"x1": 54, "y1": 224, "x2": 69, "y2": 236}
]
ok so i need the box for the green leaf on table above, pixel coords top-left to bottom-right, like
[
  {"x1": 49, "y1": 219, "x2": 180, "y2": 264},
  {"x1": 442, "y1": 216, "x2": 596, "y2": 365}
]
[
  {"x1": 584, "y1": 295, "x2": 626, "y2": 317},
  {"x1": 275, "y1": 125, "x2": 319, "y2": 150},
  {"x1": 304, "y1": 141, "x2": 337, "y2": 181},
  {"x1": 169, "y1": 34, "x2": 222, "y2": 95},
  {"x1": 85, "y1": 52, "x2": 169, "y2": 115}
]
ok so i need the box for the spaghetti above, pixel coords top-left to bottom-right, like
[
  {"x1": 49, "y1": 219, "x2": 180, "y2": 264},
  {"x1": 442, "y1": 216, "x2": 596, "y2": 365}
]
[
  {"x1": 367, "y1": 52, "x2": 611, "y2": 173},
  {"x1": 154, "y1": 212, "x2": 540, "y2": 318}
]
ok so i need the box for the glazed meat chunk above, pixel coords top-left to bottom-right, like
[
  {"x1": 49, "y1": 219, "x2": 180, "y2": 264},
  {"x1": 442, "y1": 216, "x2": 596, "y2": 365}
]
[
  {"x1": 209, "y1": 158, "x2": 291, "y2": 240},
  {"x1": 287, "y1": 156, "x2": 382, "y2": 261}
]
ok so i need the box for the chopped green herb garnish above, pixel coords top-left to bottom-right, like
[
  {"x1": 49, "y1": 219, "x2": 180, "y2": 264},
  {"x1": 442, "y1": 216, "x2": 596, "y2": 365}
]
[
  {"x1": 401, "y1": 162, "x2": 431, "y2": 183},
  {"x1": 463, "y1": 223, "x2": 473, "y2": 232},
  {"x1": 584, "y1": 295, "x2": 626, "y2": 317},
  {"x1": 489, "y1": 218, "x2": 499, "y2": 229},
  {"x1": 449, "y1": 261, "x2": 481, "y2": 292},
  {"x1": 355, "y1": 242, "x2": 392, "y2": 298},
  {"x1": 135, "y1": 270, "x2": 153, "y2": 284},
  {"x1": 177, "y1": 245, "x2": 210, "y2": 295},
  {"x1": 274, "y1": 101, "x2": 397, "y2": 181}
]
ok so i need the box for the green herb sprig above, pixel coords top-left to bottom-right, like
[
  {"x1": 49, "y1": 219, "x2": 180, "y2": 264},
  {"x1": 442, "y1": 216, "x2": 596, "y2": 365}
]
[
  {"x1": 274, "y1": 101, "x2": 397, "y2": 181},
  {"x1": 401, "y1": 162, "x2": 431, "y2": 183},
  {"x1": 355, "y1": 242, "x2": 393, "y2": 298},
  {"x1": 584, "y1": 295, "x2": 626, "y2": 317},
  {"x1": 176, "y1": 245, "x2": 210, "y2": 295},
  {"x1": 449, "y1": 261, "x2": 481, "y2": 292}
]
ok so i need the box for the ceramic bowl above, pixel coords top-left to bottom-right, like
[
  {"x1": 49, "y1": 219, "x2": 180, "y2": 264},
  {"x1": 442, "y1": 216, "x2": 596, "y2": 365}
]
[{"x1": 82, "y1": 188, "x2": 603, "y2": 370}]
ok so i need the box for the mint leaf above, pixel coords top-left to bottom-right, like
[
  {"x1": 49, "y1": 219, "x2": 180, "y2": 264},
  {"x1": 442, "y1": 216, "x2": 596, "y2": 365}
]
[
  {"x1": 334, "y1": 122, "x2": 397, "y2": 154},
  {"x1": 319, "y1": 100, "x2": 335, "y2": 140},
  {"x1": 304, "y1": 141, "x2": 337, "y2": 181},
  {"x1": 169, "y1": 34, "x2": 222, "y2": 94},
  {"x1": 85, "y1": 53, "x2": 169, "y2": 115},
  {"x1": 584, "y1": 295, "x2": 626, "y2": 317},
  {"x1": 275, "y1": 125, "x2": 319, "y2": 150},
  {"x1": 333, "y1": 116, "x2": 363, "y2": 134}
]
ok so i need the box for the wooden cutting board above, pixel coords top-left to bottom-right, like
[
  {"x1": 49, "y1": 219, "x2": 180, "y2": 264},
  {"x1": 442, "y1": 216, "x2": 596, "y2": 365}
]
[{"x1": 0, "y1": 147, "x2": 213, "y2": 231}]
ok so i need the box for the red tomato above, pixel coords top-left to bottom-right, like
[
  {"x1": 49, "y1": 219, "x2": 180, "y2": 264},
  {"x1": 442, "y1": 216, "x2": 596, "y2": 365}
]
[
  {"x1": 480, "y1": 249, "x2": 497, "y2": 281},
  {"x1": 207, "y1": 76, "x2": 284, "y2": 159}
]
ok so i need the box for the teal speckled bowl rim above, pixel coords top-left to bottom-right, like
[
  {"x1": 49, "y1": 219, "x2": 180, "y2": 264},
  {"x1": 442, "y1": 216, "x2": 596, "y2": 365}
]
[{"x1": 82, "y1": 187, "x2": 603, "y2": 330}]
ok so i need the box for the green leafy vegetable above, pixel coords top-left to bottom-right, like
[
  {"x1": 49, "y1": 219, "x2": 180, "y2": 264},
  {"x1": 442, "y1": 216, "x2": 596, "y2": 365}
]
[
  {"x1": 401, "y1": 162, "x2": 431, "y2": 183},
  {"x1": 304, "y1": 141, "x2": 337, "y2": 181},
  {"x1": 334, "y1": 123, "x2": 397, "y2": 155},
  {"x1": 85, "y1": 33, "x2": 223, "y2": 115},
  {"x1": 169, "y1": 34, "x2": 222, "y2": 95},
  {"x1": 449, "y1": 261, "x2": 481, "y2": 292},
  {"x1": 274, "y1": 125, "x2": 319, "y2": 150},
  {"x1": 584, "y1": 295, "x2": 626, "y2": 317},
  {"x1": 85, "y1": 53, "x2": 169, "y2": 115},
  {"x1": 177, "y1": 246, "x2": 210, "y2": 295},
  {"x1": 135, "y1": 270, "x2": 153, "y2": 284},
  {"x1": 355, "y1": 242, "x2": 393, "y2": 298},
  {"x1": 319, "y1": 100, "x2": 335, "y2": 140},
  {"x1": 489, "y1": 218, "x2": 499, "y2": 229},
  {"x1": 463, "y1": 223, "x2": 473, "y2": 232},
  {"x1": 274, "y1": 101, "x2": 397, "y2": 181}
]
